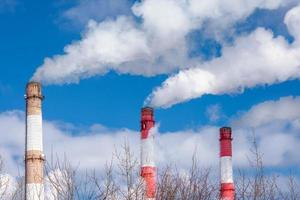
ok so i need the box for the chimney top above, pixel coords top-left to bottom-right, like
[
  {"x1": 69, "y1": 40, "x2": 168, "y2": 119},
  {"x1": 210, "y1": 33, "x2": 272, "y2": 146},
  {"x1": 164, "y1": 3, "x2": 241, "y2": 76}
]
[
  {"x1": 27, "y1": 81, "x2": 41, "y2": 86},
  {"x1": 220, "y1": 127, "x2": 232, "y2": 140},
  {"x1": 141, "y1": 107, "x2": 154, "y2": 122},
  {"x1": 25, "y1": 81, "x2": 43, "y2": 100},
  {"x1": 142, "y1": 106, "x2": 153, "y2": 112}
]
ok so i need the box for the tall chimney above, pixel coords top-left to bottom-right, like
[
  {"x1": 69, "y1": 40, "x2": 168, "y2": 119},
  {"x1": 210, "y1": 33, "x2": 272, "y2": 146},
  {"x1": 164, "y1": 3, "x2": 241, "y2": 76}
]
[
  {"x1": 25, "y1": 82, "x2": 45, "y2": 200},
  {"x1": 140, "y1": 107, "x2": 156, "y2": 199},
  {"x1": 220, "y1": 127, "x2": 235, "y2": 200}
]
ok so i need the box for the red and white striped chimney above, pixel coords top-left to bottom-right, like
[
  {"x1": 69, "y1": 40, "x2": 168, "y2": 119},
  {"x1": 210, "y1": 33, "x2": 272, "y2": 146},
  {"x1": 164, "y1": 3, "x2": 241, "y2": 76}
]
[
  {"x1": 140, "y1": 107, "x2": 156, "y2": 200},
  {"x1": 220, "y1": 127, "x2": 235, "y2": 200}
]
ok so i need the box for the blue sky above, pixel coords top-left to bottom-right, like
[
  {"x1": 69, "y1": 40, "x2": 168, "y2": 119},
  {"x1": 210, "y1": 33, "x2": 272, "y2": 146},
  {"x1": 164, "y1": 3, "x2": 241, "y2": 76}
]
[{"x1": 0, "y1": 0, "x2": 300, "y2": 186}]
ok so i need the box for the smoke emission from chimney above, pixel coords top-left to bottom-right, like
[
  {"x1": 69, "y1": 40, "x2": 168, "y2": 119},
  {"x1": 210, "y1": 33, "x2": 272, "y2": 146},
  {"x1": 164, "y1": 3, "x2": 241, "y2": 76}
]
[
  {"x1": 30, "y1": 1, "x2": 297, "y2": 91},
  {"x1": 146, "y1": 5, "x2": 300, "y2": 108}
]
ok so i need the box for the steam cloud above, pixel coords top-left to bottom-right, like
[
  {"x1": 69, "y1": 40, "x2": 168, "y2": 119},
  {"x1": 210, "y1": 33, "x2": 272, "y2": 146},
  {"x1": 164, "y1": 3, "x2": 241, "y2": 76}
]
[
  {"x1": 147, "y1": 5, "x2": 300, "y2": 108},
  {"x1": 32, "y1": 1, "x2": 300, "y2": 108},
  {"x1": 32, "y1": 0, "x2": 293, "y2": 84}
]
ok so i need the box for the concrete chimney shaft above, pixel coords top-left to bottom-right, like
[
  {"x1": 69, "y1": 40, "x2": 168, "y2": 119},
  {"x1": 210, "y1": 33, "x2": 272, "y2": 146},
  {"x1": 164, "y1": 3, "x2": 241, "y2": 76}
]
[{"x1": 25, "y1": 82, "x2": 45, "y2": 200}]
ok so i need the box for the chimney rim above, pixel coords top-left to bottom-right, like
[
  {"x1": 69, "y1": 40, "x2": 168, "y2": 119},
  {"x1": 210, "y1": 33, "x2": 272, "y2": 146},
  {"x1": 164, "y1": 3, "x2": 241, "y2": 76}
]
[
  {"x1": 141, "y1": 106, "x2": 154, "y2": 112},
  {"x1": 26, "y1": 81, "x2": 42, "y2": 88},
  {"x1": 219, "y1": 126, "x2": 232, "y2": 141},
  {"x1": 25, "y1": 81, "x2": 44, "y2": 100},
  {"x1": 220, "y1": 126, "x2": 232, "y2": 131}
]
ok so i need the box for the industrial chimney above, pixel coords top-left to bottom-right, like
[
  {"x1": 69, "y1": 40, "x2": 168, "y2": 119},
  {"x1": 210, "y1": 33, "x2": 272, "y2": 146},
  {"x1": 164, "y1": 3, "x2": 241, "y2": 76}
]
[
  {"x1": 140, "y1": 107, "x2": 156, "y2": 199},
  {"x1": 25, "y1": 82, "x2": 45, "y2": 200},
  {"x1": 220, "y1": 127, "x2": 235, "y2": 200}
]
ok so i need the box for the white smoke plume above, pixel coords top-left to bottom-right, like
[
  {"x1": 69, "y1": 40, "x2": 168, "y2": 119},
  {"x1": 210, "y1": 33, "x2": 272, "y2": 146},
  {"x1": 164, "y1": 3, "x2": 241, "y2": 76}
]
[
  {"x1": 147, "y1": 5, "x2": 300, "y2": 108},
  {"x1": 32, "y1": 0, "x2": 294, "y2": 84}
]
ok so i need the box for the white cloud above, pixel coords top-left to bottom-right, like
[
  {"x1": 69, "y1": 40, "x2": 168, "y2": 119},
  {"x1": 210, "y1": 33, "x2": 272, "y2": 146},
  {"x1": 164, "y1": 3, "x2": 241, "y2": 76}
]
[
  {"x1": 231, "y1": 96, "x2": 300, "y2": 166},
  {"x1": 32, "y1": 0, "x2": 296, "y2": 84},
  {"x1": 232, "y1": 96, "x2": 300, "y2": 128},
  {"x1": 147, "y1": 5, "x2": 300, "y2": 108},
  {"x1": 206, "y1": 104, "x2": 222, "y2": 123},
  {"x1": 0, "y1": 110, "x2": 219, "y2": 173},
  {"x1": 234, "y1": 122, "x2": 300, "y2": 167},
  {"x1": 1, "y1": 95, "x2": 300, "y2": 177},
  {"x1": 0, "y1": 110, "x2": 139, "y2": 175},
  {"x1": 0, "y1": 111, "x2": 218, "y2": 175},
  {"x1": 0, "y1": 110, "x2": 25, "y2": 175},
  {"x1": 156, "y1": 126, "x2": 219, "y2": 168},
  {"x1": 0, "y1": 96, "x2": 300, "y2": 198},
  {"x1": 285, "y1": 4, "x2": 300, "y2": 43}
]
